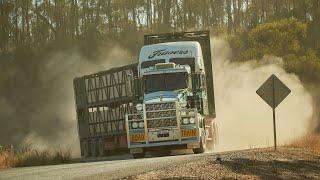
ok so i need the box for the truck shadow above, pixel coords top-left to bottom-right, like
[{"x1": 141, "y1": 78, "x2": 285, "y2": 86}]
[
  {"x1": 72, "y1": 150, "x2": 193, "y2": 163},
  {"x1": 217, "y1": 158, "x2": 320, "y2": 179},
  {"x1": 71, "y1": 154, "x2": 132, "y2": 163}
]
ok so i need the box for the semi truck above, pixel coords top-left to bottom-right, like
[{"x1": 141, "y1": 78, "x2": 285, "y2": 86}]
[{"x1": 73, "y1": 31, "x2": 218, "y2": 157}]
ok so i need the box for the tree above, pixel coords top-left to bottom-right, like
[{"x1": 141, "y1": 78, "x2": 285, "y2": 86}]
[{"x1": 248, "y1": 18, "x2": 307, "y2": 57}]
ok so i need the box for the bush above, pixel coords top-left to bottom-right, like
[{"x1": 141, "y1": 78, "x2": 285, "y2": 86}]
[
  {"x1": 227, "y1": 19, "x2": 320, "y2": 83},
  {"x1": 0, "y1": 145, "x2": 71, "y2": 169},
  {"x1": 228, "y1": 18, "x2": 310, "y2": 61},
  {"x1": 287, "y1": 134, "x2": 320, "y2": 154},
  {"x1": 284, "y1": 50, "x2": 320, "y2": 81},
  {"x1": 248, "y1": 18, "x2": 307, "y2": 57}
]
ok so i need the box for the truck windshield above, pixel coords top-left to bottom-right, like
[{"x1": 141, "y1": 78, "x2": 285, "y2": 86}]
[{"x1": 145, "y1": 72, "x2": 187, "y2": 93}]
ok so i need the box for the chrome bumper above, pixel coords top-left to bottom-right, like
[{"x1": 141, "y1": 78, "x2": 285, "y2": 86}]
[{"x1": 128, "y1": 138, "x2": 199, "y2": 149}]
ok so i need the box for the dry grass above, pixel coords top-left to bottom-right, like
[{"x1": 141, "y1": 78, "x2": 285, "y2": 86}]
[
  {"x1": 0, "y1": 145, "x2": 71, "y2": 169},
  {"x1": 286, "y1": 134, "x2": 320, "y2": 154}
]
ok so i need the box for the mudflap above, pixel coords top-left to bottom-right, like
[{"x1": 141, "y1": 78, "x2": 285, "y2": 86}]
[{"x1": 204, "y1": 116, "x2": 219, "y2": 151}]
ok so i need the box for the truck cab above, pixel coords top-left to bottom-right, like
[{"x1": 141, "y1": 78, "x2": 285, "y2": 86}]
[{"x1": 126, "y1": 41, "x2": 211, "y2": 157}]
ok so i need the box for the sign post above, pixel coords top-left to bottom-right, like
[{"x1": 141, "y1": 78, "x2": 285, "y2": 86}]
[
  {"x1": 256, "y1": 74, "x2": 291, "y2": 150},
  {"x1": 272, "y1": 77, "x2": 277, "y2": 150}
]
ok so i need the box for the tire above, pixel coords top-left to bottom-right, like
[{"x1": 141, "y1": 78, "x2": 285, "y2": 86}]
[
  {"x1": 193, "y1": 138, "x2": 205, "y2": 154},
  {"x1": 91, "y1": 139, "x2": 98, "y2": 157},
  {"x1": 204, "y1": 117, "x2": 218, "y2": 152},
  {"x1": 80, "y1": 141, "x2": 85, "y2": 157},
  {"x1": 132, "y1": 153, "x2": 145, "y2": 159},
  {"x1": 98, "y1": 138, "x2": 105, "y2": 157},
  {"x1": 205, "y1": 120, "x2": 215, "y2": 151},
  {"x1": 83, "y1": 140, "x2": 91, "y2": 157}
]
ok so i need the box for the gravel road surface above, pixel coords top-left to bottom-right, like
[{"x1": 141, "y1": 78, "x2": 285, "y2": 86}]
[
  {"x1": 126, "y1": 148, "x2": 320, "y2": 179},
  {"x1": 0, "y1": 148, "x2": 319, "y2": 180},
  {"x1": 0, "y1": 151, "x2": 202, "y2": 180}
]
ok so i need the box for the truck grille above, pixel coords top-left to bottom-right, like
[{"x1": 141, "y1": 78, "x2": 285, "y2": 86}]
[
  {"x1": 146, "y1": 110, "x2": 176, "y2": 119},
  {"x1": 145, "y1": 102, "x2": 175, "y2": 111},
  {"x1": 147, "y1": 118, "x2": 177, "y2": 128},
  {"x1": 145, "y1": 102, "x2": 177, "y2": 128}
]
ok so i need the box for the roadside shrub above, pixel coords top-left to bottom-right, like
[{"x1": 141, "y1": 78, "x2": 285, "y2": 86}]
[
  {"x1": 248, "y1": 18, "x2": 307, "y2": 57},
  {"x1": 0, "y1": 145, "x2": 71, "y2": 169},
  {"x1": 287, "y1": 134, "x2": 320, "y2": 154}
]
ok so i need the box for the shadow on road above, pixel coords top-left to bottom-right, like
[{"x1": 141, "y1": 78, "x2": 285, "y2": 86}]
[
  {"x1": 71, "y1": 154, "x2": 132, "y2": 163},
  {"x1": 72, "y1": 150, "x2": 193, "y2": 163},
  {"x1": 217, "y1": 158, "x2": 320, "y2": 179}
]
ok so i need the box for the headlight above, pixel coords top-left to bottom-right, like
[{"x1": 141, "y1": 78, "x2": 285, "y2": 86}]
[
  {"x1": 180, "y1": 110, "x2": 187, "y2": 116},
  {"x1": 132, "y1": 122, "x2": 138, "y2": 129},
  {"x1": 182, "y1": 118, "x2": 189, "y2": 125},
  {"x1": 180, "y1": 101, "x2": 187, "y2": 107},
  {"x1": 138, "y1": 122, "x2": 144, "y2": 128},
  {"x1": 136, "y1": 104, "x2": 143, "y2": 111},
  {"x1": 189, "y1": 117, "x2": 195, "y2": 124}
]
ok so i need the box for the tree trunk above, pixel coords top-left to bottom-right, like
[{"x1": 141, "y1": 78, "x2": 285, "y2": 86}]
[{"x1": 226, "y1": 0, "x2": 232, "y2": 34}]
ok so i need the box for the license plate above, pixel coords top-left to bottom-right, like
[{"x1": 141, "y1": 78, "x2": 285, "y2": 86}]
[
  {"x1": 130, "y1": 133, "x2": 145, "y2": 142},
  {"x1": 181, "y1": 129, "x2": 197, "y2": 137},
  {"x1": 157, "y1": 130, "x2": 169, "y2": 138}
]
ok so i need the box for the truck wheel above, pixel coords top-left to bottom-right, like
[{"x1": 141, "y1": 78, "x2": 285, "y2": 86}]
[
  {"x1": 83, "y1": 140, "x2": 91, "y2": 157},
  {"x1": 91, "y1": 139, "x2": 98, "y2": 157},
  {"x1": 132, "y1": 153, "x2": 145, "y2": 159},
  {"x1": 80, "y1": 141, "x2": 85, "y2": 157},
  {"x1": 205, "y1": 117, "x2": 218, "y2": 152},
  {"x1": 193, "y1": 138, "x2": 205, "y2": 154},
  {"x1": 207, "y1": 121, "x2": 218, "y2": 151},
  {"x1": 98, "y1": 138, "x2": 105, "y2": 157}
]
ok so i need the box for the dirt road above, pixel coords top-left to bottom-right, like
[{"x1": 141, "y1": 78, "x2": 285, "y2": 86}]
[
  {"x1": 126, "y1": 148, "x2": 320, "y2": 179},
  {"x1": 0, "y1": 148, "x2": 319, "y2": 180}
]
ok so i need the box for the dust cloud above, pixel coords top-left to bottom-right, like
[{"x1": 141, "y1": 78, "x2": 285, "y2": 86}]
[
  {"x1": 1, "y1": 36, "x2": 315, "y2": 156},
  {"x1": 211, "y1": 38, "x2": 315, "y2": 152},
  {"x1": 0, "y1": 45, "x2": 132, "y2": 157}
]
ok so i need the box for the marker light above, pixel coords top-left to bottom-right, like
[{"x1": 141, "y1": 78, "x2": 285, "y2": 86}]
[
  {"x1": 182, "y1": 118, "x2": 189, "y2": 125},
  {"x1": 136, "y1": 104, "x2": 143, "y2": 111},
  {"x1": 189, "y1": 117, "x2": 195, "y2": 124},
  {"x1": 138, "y1": 122, "x2": 144, "y2": 128},
  {"x1": 132, "y1": 122, "x2": 138, "y2": 129}
]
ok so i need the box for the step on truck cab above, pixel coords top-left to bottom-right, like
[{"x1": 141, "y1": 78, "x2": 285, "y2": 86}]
[{"x1": 126, "y1": 31, "x2": 218, "y2": 158}]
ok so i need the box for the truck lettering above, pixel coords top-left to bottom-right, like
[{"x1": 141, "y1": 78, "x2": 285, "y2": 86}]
[{"x1": 148, "y1": 49, "x2": 189, "y2": 59}]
